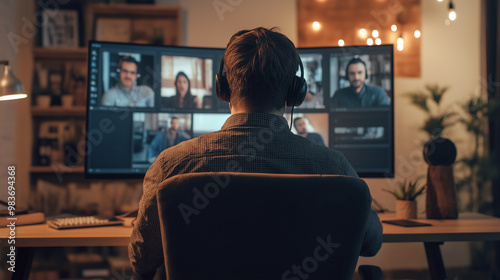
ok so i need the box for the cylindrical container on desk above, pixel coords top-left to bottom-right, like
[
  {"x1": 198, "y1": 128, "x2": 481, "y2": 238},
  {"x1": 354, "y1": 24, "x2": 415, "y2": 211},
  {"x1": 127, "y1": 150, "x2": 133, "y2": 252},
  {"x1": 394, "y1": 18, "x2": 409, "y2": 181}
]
[{"x1": 424, "y1": 137, "x2": 458, "y2": 219}]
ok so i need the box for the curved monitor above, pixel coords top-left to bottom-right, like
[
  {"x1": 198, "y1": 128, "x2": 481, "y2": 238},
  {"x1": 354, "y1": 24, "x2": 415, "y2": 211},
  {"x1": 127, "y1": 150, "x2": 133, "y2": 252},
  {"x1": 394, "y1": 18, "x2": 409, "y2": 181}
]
[{"x1": 85, "y1": 41, "x2": 394, "y2": 178}]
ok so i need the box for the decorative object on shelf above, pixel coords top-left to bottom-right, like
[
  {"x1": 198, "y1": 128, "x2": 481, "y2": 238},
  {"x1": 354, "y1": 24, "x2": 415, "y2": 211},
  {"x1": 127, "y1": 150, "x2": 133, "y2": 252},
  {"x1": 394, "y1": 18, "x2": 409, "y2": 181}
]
[
  {"x1": 384, "y1": 179, "x2": 426, "y2": 219},
  {"x1": 424, "y1": 137, "x2": 458, "y2": 219},
  {"x1": 36, "y1": 91, "x2": 51, "y2": 108},
  {"x1": 41, "y1": 9, "x2": 79, "y2": 47},
  {"x1": 62, "y1": 94, "x2": 73, "y2": 108},
  {"x1": 0, "y1": 60, "x2": 26, "y2": 101}
]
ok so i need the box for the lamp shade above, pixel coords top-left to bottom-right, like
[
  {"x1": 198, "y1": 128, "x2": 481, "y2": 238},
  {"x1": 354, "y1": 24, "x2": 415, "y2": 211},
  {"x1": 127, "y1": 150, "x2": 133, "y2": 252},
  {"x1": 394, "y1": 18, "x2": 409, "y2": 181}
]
[{"x1": 0, "y1": 61, "x2": 26, "y2": 101}]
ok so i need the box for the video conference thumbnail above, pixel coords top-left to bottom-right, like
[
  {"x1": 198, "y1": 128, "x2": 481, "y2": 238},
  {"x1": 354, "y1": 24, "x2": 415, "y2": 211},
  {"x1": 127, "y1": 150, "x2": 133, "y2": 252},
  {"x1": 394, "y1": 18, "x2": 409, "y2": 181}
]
[
  {"x1": 131, "y1": 112, "x2": 192, "y2": 167},
  {"x1": 330, "y1": 53, "x2": 392, "y2": 108},
  {"x1": 285, "y1": 113, "x2": 329, "y2": 147},
  {"x1": 100, "y1": 51, "x2": 155, "y2": 108},
  {"x1": 160, "y1": 55, "x2": 213, "y2": 109}
]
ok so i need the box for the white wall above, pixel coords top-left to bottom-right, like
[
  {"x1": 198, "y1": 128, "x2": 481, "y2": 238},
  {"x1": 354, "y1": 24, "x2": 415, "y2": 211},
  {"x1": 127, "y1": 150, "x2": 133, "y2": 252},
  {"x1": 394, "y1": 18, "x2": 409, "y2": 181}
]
[{"x1": 157, "y1": 0, "x2": 297, "y2": 47}]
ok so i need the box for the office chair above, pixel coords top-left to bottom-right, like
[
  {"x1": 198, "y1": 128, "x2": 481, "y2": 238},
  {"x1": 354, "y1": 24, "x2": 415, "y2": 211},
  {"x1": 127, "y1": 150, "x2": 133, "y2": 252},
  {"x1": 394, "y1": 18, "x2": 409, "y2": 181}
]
[{"x1": 157, "y1": 172, "x2": 378, "y2": 280}]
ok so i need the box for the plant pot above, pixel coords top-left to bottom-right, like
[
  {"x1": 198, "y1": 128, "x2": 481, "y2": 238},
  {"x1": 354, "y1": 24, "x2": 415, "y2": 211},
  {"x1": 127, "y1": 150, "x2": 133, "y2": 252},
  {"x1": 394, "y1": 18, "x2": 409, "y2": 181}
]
[{"x1": 396, "y1": 200, "x2": 417, "y2": 220}]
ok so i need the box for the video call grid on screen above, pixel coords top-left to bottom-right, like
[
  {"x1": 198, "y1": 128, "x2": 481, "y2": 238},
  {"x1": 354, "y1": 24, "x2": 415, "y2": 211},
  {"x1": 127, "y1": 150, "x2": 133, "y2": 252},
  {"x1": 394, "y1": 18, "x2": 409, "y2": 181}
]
[{"x1": 86, "y1": 41, "x2": 394, "y2": 178}]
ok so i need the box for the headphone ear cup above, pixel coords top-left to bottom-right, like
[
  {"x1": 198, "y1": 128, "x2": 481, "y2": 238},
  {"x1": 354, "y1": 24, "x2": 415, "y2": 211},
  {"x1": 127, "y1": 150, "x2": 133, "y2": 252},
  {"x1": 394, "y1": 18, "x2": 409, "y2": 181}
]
[
  {"x1": 286, "y1": 76, "x2": 307, "y2": 107},
  {"x1": 216, "y1": 72, "x2": 231, "y2": 102}
]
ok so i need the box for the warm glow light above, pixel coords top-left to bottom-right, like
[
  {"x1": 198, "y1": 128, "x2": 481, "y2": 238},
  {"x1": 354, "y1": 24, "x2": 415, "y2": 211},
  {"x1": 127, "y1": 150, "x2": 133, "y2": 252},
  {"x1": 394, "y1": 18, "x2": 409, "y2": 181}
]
[
  {"x1": 375, "y1": 38, "x2": 382, "y2": 45},
  {"x1": 0, "y1": 93, "x2": 27, "y2": 101},
  {"x1": 397, "y1": 37, "x2": 404, "y2": 45},
  {"x1": 391, "y1": 24, "x2": 397, "y2": 32},
  {"x1": 312, "y1": 21, "x2": 321, "y2": 30},
  {"x1": 397, "y1": 44, "x2": 404, "y2": 51},
  {"x1": 359, "y1": 28, "x2": 367, "y2": 37},
  {"x1": 372, "y1": 30, "x2": 379, "y2": 38},
  {"x1": 414, "y1": 30, "x2": 421, "y2": 38},
  {"x1": 437, "y1": 0, "x2": 443, "y2": 2},
  {"x1": 448, "y1": 10, "x2": 457, "y2": 21},
  {"x1": 338, "y1": 39, "x2": 345, "y2": 46},
  {"x1": 367, "y1": 38, "x2": 374, "y2": 46}
]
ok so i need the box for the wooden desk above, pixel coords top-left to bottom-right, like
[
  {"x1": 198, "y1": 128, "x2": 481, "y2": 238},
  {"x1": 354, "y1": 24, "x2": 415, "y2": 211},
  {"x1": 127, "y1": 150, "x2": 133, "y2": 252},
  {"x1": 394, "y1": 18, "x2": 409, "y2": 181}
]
[
  {"x1": 379, "y1": 212, "x2": 500, "y2": 280},
  {"x1": 2, "y1": 213, "x2": 500, "y2": 280}
]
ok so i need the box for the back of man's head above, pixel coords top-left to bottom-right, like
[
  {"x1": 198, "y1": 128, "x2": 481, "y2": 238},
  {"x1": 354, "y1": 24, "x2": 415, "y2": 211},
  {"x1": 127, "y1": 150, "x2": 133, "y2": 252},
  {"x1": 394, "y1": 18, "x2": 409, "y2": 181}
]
[{"x1": 223, "y1": 27, "x2": 300, "y2": 112}]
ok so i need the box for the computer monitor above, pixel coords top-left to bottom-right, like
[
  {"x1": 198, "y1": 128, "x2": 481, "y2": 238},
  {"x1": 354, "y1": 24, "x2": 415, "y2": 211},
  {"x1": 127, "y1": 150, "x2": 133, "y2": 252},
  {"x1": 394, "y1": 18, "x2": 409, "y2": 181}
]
[{"x1": 85, "y1": 41, "x2": 394, "y2": 178}]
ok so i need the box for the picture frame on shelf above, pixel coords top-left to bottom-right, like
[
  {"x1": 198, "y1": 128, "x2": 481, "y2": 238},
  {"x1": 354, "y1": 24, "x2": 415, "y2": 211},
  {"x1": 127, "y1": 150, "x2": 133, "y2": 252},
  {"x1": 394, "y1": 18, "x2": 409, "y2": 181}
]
[{"x1": 42, "y1": 9, "x2": 80, "y2": 48}]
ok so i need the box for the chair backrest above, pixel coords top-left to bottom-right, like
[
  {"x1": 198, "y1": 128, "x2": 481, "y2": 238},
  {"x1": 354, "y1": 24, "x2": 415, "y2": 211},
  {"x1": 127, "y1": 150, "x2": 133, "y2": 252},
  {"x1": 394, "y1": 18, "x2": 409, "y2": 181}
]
[{"x1": 157, "y1": 172, "x2": 372, "y2": 280}]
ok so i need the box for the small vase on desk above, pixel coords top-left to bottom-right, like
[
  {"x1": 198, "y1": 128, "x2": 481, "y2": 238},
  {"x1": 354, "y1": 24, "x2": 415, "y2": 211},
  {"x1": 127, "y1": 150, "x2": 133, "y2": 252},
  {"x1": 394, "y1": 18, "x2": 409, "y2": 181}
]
[{"x1": 396, "y1": 200, "x2": 417, "y2": 220}]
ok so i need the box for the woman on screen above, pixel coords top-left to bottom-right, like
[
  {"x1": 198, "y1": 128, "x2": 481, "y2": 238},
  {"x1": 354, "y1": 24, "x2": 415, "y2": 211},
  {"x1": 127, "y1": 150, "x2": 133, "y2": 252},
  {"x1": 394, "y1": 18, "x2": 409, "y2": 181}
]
[{"x1": 163, "y1": 71, "x2": 200, "y2": 109}]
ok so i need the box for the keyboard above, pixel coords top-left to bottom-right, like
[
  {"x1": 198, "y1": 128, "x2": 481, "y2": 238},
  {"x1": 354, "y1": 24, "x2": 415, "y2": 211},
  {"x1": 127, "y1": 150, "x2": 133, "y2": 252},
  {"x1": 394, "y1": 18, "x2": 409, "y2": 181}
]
[{"x1": 48, "y1": 216, "x2": 123, "y2": 229}]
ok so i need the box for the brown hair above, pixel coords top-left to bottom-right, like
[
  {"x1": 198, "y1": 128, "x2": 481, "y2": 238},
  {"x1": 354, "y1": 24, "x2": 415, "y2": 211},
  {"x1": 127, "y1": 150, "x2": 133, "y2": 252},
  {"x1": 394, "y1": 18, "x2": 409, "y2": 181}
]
[{"x1": 223, "y1": 27, "x2": 300, "y2": 111}]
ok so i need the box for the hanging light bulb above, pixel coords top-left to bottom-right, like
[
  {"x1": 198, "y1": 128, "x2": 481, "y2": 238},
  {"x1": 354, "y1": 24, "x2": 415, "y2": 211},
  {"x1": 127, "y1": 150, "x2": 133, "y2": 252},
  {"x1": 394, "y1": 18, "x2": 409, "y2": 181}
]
[
  {"x1": 396, "y1": 34, "x2": 404, "y2": 51},
  {"x1": 397, "y1": 36, "x2": 404, "y2": 46},
  {"x1": 359, "y1": 28, "x2": 367, "y2": 37},
  {"x1": 312, "y1": 21, "x2": 321, "y2": 31},
  {"x1": 367, "y1": 38, "x2": 374, "y2": 46},
  {"x1": 338, "y1": 39, "x2": 345, "y2": 46},
  {"x1": 372, "y1": 29, "x2": 379, "y2": 38},
  {"x1": 375, "y1": 38, "x2": 382, "y2": 45},
  {"x1": 448, "y1": 1, "x2": 457, "y2": 21},
  {"x1": 391, "y1": 24, "x2": 398, "y2": 32},
  {"x1": 414, "y1": 30, "x2": 421, "y2": 38}
]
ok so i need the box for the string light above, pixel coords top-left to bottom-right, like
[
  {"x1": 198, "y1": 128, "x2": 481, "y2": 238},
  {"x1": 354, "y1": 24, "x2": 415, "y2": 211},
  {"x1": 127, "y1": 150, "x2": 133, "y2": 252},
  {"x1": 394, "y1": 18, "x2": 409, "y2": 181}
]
[
  {"x1": 448, "y1": 1, "x2": 456, "y2": 21},
  {"x1": 359, "y1": 28, "x2": 367, "y2": 37},
  {"x1": 375, "y1": 38, "x2": 382, "y2": 45},
  {"x1": 397, "y1": 34, "x2": 404, "y2": 51},
  {"x1": 372, "y1": 30, "x2": 379, "y2": 38},
  {"x1": 338, "y1": 39, "x2": 345, "y2": 46},
  {"x1": 414, "y1": 30, "x2": 421, "y2": 38},
  {"x1": 391, "y1": 25, "x2": 397, "y2": 32},
  {"x1": 312, "y1": 21, "x2": 321, "y2": 31},
  {"x1": 367, "y1": 38, "x2": 374, "y2": 46}
]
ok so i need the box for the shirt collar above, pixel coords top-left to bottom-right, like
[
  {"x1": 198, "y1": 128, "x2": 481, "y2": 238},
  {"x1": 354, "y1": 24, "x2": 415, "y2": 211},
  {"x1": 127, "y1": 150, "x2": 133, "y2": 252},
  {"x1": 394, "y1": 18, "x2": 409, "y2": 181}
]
[{"x1": 222, "y1": 113, "x2": 289, "y2": 131}]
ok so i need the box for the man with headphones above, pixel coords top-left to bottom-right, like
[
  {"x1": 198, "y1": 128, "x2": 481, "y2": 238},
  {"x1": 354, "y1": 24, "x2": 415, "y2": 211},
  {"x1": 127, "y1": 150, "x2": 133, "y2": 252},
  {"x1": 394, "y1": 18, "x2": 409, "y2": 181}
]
[
  {"x1": 129, "y1": 27, "x2": 382, "y2": 280},
  {"x1": 101, "y1": 55, "x2": 155, "y2": 107},
  {"x1": 331, "y1": 57, "x2": 390, "y2": 108}
]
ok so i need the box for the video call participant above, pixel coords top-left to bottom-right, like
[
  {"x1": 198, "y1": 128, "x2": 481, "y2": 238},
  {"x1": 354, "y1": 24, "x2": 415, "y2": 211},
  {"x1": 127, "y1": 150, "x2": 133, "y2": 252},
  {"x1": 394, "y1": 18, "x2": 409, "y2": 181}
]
[
  {"x1": 147, "y1": 117, "x2": 191, "y2": 162},
  {"x1": 331, "y1": 57, "x2": 390, "y2": 108},
  {"x1": 129, "y1": 27, "x2": 382, "y2": 280},
  {"x1": 162, "y1": 71, "x2": 200, "y2": 109},
  {"x1": 293, "y1": 117, "x2": 326, "y2": 146},
  {"x1": 101, "y1": 56, "x2": 155, "y2": 107}
]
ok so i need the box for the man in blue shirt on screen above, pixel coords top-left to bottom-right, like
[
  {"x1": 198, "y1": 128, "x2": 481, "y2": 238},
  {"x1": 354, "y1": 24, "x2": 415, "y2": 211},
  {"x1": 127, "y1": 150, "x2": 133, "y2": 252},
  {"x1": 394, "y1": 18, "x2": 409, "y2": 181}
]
[
  {"x1": 147, "y1": 117, "x2": 190, "y2": 162},
  {"x1": 331, "y1": 57, "x2": 390, "y2": 108},
  {"x1": 129, "y1": 27, "x2": 383, "y2": 280}
]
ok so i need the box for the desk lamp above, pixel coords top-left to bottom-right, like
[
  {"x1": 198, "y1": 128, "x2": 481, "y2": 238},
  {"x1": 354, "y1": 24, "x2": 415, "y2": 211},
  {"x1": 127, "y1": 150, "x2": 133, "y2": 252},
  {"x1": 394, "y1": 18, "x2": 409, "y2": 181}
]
[{"x1": 0, "y1": 60, "x2": 26, "y2": 101}]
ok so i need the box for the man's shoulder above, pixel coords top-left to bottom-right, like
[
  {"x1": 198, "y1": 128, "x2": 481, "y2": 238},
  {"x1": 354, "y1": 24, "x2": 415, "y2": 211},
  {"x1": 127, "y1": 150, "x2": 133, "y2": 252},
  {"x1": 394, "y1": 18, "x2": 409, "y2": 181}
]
[{"x1": 365, "y1": 84, "x2": 385, "y2": 94}]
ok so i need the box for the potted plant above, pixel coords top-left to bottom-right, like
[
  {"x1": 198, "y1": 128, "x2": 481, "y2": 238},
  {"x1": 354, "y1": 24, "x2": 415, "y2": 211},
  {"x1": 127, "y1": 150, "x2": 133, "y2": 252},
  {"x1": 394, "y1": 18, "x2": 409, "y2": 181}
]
[{"x1": 384, "y1": 179, "x2": 426, "y2": 219}]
